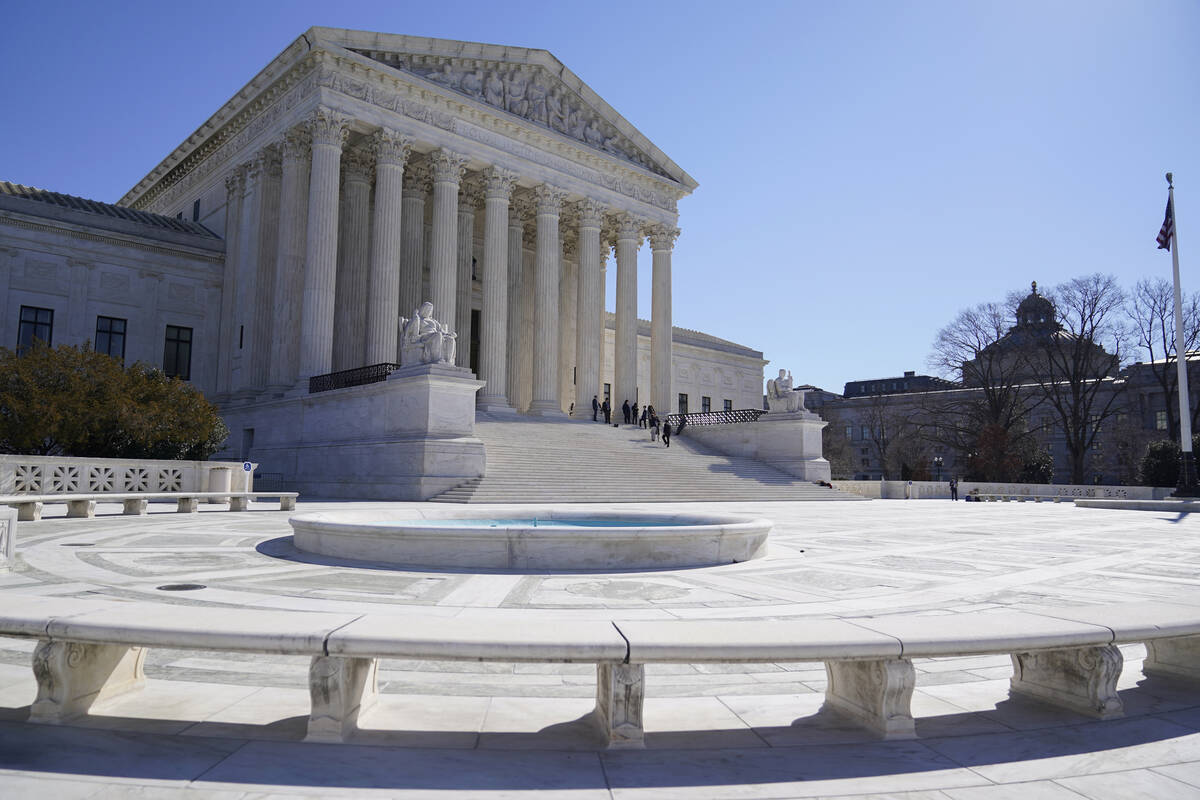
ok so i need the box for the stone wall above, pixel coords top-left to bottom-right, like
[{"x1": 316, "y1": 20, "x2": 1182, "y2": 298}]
[
  {"x1": 0, "y1": 455, "x2": 253, "y2": 495},
  {"x1": 832, "y1": 480, "x2": 1174, "y2": 500}
]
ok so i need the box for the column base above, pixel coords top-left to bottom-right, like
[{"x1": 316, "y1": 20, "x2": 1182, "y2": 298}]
[
  {"x1": 526, "y1": 401, "x2": 567, "y2": 418},
  {"x1": 476, "y1": 395, "x2": 518, "y2": 414}
]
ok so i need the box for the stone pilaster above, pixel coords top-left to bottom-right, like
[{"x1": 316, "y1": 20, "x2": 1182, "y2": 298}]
[
  {"x1": 505, "y1": 200, "x2": 528, "y2": 411},
  {"x1": 529, "y1": 183, "x2": 567, "y2": 416},
  {"x1": 364, "y1": 129, "x2": 411, "y2": 365},
  {"x1": 332, "y1": 146, "x2": 374, "y2": 371},
  {"x1": 248, "y1": 146, "x2": 282, "y2": 393},
  {"x1": 298, "y1": 106, "x2": 349, "y2": 381},
  {"x1": 217, "y1": 167, "x2": 246, "y2": 398},
  {"x1": 478, "y1": 167, "x2": 517, "y2": 411},
  {"x1": 428, "y1": 148, "x2": 468, "y2": 335},
  {"x1": 268, "y1": 126, "x2": 311, "y2": 392},
  {"x1": 574, "y1": 199, "x2": 605, "y2": 415},
  {"x1": 613, "y1": 214, "x2": 642, "y2": 413},
  {"x1": 648, "y1": 224, "x2": 679, "y2": 414},
  {"x1": 399, "y1": 160, "x2": 431, "y2": 331},
  {"x1": 456, "y1": 177, "x2": 483, "y2": 369}
]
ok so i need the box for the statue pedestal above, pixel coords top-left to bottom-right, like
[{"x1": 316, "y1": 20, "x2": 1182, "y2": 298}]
[{"x1": 682, "y1": 411, "x2": 830, "y2": 483}]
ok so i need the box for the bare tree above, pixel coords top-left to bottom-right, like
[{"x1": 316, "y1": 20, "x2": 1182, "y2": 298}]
[
  {"x1": 1126, "y1": 276, "x2": 1200, "y2": 437},
  {"x1": 1026, "y1": 274, "x2": 1128, "y2": 484}
]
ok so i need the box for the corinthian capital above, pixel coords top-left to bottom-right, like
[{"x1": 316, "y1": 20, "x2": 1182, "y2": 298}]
[
  {"x1": 428, "y1": 148, "x2": 469, "y2": 184},
  {"x1": 534, "y1": 183, "x2": 568, "y2": 216},
  {"x1": 575, "y1": 198, "x2": 606, "y2": 229},
  {"x1": 402, "y1": 160, "x2": 432, "y2": 196},
  {"x1": 459, "y1": 175, "x2": 485, "y2": 210},
  {"x1": 614, "y1": 212, "x2": 644, "y2": 242},
  {"x1": 482, "y1": 166, "x2": 518, "y2": 200},
  {"x1": 308, "y1": 106, "x2": 350, "y2": 148},
  {"x1": 224, "y1": 166, "x2": 246, "y2": 198},
  {"x1": 282, "y1": 124, "x2": 312, "y2": 163},
  {"x1": 647, "y1": 224, "x2": 680, "y2": 252},
  {"x1": 370, "y1": 127, "x2": 412, "y2": 168},
  {"x1": 342, "y1": 147, "x2": 375, "y2": 184}
]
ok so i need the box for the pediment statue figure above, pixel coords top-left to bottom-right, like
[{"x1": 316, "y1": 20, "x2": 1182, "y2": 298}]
[{"x1": 399, "y1": 301, "x2": 457, "y2": 366}]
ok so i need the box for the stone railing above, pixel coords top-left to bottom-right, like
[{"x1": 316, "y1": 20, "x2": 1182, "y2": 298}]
[
  {"x1": 833, "y1": 480, "x2": 1174, "y2": 501},
  {"x1": 0, "y1": 455, "x2": 254, "y2": 496}
]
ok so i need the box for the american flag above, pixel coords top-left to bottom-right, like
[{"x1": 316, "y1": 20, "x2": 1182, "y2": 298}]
[{"x1": 1158, "y1": 194, "x2": 1175, "y2": 251}]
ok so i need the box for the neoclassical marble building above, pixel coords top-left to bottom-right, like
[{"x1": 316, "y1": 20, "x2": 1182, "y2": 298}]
[{"x1": 120, "y1": 28, "x2": 696, "y2": 418}]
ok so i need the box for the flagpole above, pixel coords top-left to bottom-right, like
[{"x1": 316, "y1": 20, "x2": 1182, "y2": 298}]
[{"x1": 1168, "y1": 173, "x2": 1198, "y2": 496}]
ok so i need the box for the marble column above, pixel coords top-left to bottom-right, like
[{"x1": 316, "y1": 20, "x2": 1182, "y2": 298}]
[
  {"x1": 232, "y1": 156, "x2": 264, "y2": 396},
  {"x1": 529, "y1": 183, "x2": 567, "y2": 416},
  {"x1": 427, "y1": 148, "x2": 468, "y2": 334},
  {"x1": 614, "y1": 214, "x2": 642, "y2": 412},
  {"x1": 505, "y1": 202, "x2": 527, "y2": 411},
  {"x1": 399, "y1": 160, "x2": 430, "y2": 330},
  {"x1": 298, "y1": 106, "x2": 349, "y2": 381},
  {"x1": 332, "y1": 147, "x2": 374, "y2": 371},
  {"x1": 364, "y1": 129, "x2": 410, "y2": 366},
  {"x1": 478, "y1": 167, "x2": 517, "y2": 411},
  {"x1": 455, "y1": 178, "x2": 481, "y2": 369},
  {"x1": 649, "y1": 224, "x2": 679, "y2": 413},
  {"x1": 268, "y1": 126, "x2": 311, "y2": 393},
  {"x1": 574, "y1": 199, "x2": 605, "y2": 415},
  {"x1": 248, "y1": 146, "x2": 282, "y2": 393},
  {"x1": 216, "y1": 167, "x2": 246, "y2": 399},
  {"x1": 558, "y1": 237, "x2": 578, "y2": 412}
]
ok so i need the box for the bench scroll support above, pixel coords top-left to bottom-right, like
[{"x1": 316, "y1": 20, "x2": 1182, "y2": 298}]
[
  {"x1": 823, "y1": 658, "x2": 916, "y2": 739},
  {"x1": 30, "y1": 640, "x2": 146, "y2": 723},
  {"x1": 1010, "y1": 645, "x2": 1123, "y2": 718},
  {"x1": 594, "y1": 662, "x2": 645, "y2": 748},
  {"x1": 305, "y1": 655, "x2": 379, "y2": 742},
  {"x1": 1143, "y1": 635, "x2": 1200, "y2": 682}
]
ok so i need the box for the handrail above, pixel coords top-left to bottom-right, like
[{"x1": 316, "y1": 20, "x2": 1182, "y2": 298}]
[
  {"x1": 309, "y1": 362, "x2": 402, "y2": 393},
  {"x1": 665, "y1": 409, "x2": 766, "y2": 430}
]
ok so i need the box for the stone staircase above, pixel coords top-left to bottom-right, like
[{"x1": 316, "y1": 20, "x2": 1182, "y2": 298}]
[{"x1": 429, "y1": 413, "x2": 864, "y2": 503}]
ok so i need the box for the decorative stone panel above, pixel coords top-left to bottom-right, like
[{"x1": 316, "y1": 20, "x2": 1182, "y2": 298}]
[
  {"x1": 49, "y1": 466, "x2": 80, "y2": 493},
  {"x1": 14, "y1": 464, "x2": 42, "y2": 493},
  {"x1": 87, "y1": 467, "x2": 115, "y2": 493}
]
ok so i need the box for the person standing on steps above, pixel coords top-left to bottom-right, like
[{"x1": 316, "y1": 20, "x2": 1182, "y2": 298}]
[
  {"x1": 602, "y1": 398, "x2": 611, "y2": 424},
  {"x1": 639, "y1": 406, "x2": 648, "y2": 428},
  {"x1": 662, "y1": 420, "x2": 672, "y2": 448},
  {"x1": 949, "y1": 477, "x2": 959, "y2": 501},
  {"x1": 592, "y1": 395, "x2": 599, "y2": 422},
  {"x1": 649, "y1": 413, "x2": 659, "y2": 442},
  {"x1": 631, "y1": 401, "x2": 639, "y2": 428},
  {"x1": 622, "y1": 399, "x2": 631, "y2": 425}
]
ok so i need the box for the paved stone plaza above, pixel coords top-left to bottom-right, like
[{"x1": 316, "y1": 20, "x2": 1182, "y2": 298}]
[{"x1": 3, "y1": 498, "x2": 1200, "y2": 797}]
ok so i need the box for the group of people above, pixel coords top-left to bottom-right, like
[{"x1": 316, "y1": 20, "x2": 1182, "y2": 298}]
[{"x1": 590, "y1": 396, "x2": 673, "y2": 447}]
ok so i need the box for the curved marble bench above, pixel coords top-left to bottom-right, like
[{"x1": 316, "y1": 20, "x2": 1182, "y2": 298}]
[
  {"x1": 0, "y1": 491, "x2": 299, "y2": 521},
  {"x1": 2, "y1": 595, "x2": 1198, "y2": 749}
]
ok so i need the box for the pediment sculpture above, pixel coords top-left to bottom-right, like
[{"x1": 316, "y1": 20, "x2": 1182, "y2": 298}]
[{"x1": 399, "y1": 301, "x2": 457, "y2": 367}]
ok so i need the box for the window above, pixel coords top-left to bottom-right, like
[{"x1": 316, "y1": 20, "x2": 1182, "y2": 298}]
[
  {"x1": 17, "y1": 305, "x2": 53, "y2": 351},
  {"x1": 861, "y1": 458, "x2": 870, "y2": 467},
  {"x1": 678, "y1": 393, "x2": 689, "y2": 415},
  {"x1": 860, "y1": 448, "x2": 869, "y2": 456},
  {"x1": 701, "y1": 396, "x2": 711, "y2": 413},
  {"x1": 192, "y1": 199, "x2": 201, "y2": 222},
  {"x1": 95, "y1": 316, "x2": 126, "y2": 360},
  {"x1": 861, "y1": 426, "x2": 870, "y2": 440},
  {"x1": 844, "y1": 425, "x2": 852, "y2": 439},
  {"x1": 1156, "y1": 411, "x2": 1168, "y2": 431},
  {"x1": 724, "y1": 399, "x2": 733, "y2": 412},
  {"x1": 164, "y1": 325, "x2": 193, "y2": 380}
]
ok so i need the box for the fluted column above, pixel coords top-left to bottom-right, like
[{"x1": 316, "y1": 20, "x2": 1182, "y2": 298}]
[
  {"x1": 332, "y1": 147, "x2": 374, "y2": 371},
  {"x1": 456, "y1": 178, "x2": 482, "y2": 368},
  {"x1": 268, "y1": 127, "x2": 311, "y2": 393},
  {"x1": 479, "y1": 167, "x2": 517, "y2": 411},
  {"x1": 216, "y1": 167, "x2": 246, "y2": 399},
  {"x1": 399, "y1": 160, "x2": 430, "y2": 328},
  {"x1": 559, "y1": 237, "x2": 578, "y2": 412},
  {"x1": 364, "y1": 129, "x2": 411, "y2": 365},
  {"x1": 248, "y1": 146, "x2": 282, "y2": 392},
  {"x1": 428, "y1": 148, "x2": 468, "y2": 332},
  {"x1": 574, "y1": 199, "x2": 605, "y2": 415},
  {"x1": 505, "y1": 202, "x2": 527, "y2": 410},
  {"x1": 614, "y1": 214, "x2": 642, "y2": 413},
  {"x1": 298, "y1": 107, "x2": 349, "y2": 381},
  {"x1": 649, "y1": 224, "x2": 679, "y2": 413},
  {"x1": 529, "y1": 183, "x2": 567, "y2": 415},
  {"x1": 232, "y1": 156, "x2": 265, "y2": 396}
]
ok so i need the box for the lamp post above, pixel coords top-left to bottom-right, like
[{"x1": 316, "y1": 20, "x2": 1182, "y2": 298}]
[{"x1": 933, "y1": 456, "x2": 943, "y2": 482}]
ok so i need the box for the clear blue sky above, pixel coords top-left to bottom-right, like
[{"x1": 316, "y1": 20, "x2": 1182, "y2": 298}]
[{"x1": 4, "y1": 0, "x2": 1197, "y2": 393}]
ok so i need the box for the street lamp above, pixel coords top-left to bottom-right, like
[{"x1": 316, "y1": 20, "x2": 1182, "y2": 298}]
[{"x1": 933, "y1": 456, "x2": 944, "y2": 482}]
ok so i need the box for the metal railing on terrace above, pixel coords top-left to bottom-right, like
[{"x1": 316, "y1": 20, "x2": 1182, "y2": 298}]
[
  {"x1": 665, "y1": 408, "x2": 765, "y2": 432},
  {"x1": 308, "y1": 362, "x2": 401, "y2": 394}
]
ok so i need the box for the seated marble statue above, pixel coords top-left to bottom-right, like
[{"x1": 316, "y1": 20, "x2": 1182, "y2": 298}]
[
  {"x1": 399, "y1": 302, "x2": 457, "y2": 366},
  {"x1": 766, "y1": 368, "x2": 804, "y2": 413}
]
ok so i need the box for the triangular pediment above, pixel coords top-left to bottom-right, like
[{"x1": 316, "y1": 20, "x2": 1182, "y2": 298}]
[{"x1": 309, "y1": 28, "x2": 696, "y2": 190}]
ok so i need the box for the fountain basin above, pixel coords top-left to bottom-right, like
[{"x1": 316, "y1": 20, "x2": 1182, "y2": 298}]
[{"x1": 288, "y1": 509, "x2": 771, "y2": 570}]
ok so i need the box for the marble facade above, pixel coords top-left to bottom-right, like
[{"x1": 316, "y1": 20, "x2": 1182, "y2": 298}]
[{"x1": 120, "y1": 28, "x2": 696, "y2": 420}]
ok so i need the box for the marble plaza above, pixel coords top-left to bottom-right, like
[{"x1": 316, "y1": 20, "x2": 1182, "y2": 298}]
[{"x1": 3, "y1": 499, "x2": 1200, "y2": 797}]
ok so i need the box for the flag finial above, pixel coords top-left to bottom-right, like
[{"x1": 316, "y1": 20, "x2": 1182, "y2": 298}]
[{"x1": 1167, "y1": 172, "x2": 1174, "y2": 187}]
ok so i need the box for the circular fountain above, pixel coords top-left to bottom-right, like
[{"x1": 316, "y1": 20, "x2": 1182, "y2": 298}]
[{"x1": 288, "y1": 508, "x2": 771, "y2": 570}]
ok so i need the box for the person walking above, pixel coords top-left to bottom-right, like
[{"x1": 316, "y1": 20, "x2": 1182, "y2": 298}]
[
  {"x1": 662, "y1": 420, "x2": 672, "y2": 448},
  {"x1": 949, "y1": 477, "x2": 959, "y2": 501},
  {"x1": 639, "y1": 407, "x2": 648, "y2": 428},
  {"x1": 592, "y1": 395, "x2": 599, "y2": 422},
  {"x1": 602, "y1": 398, "x2": 611, "y2": 424},
  {"x1": 622, "y1": 399, "x2": 631, "y2": 425}
]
